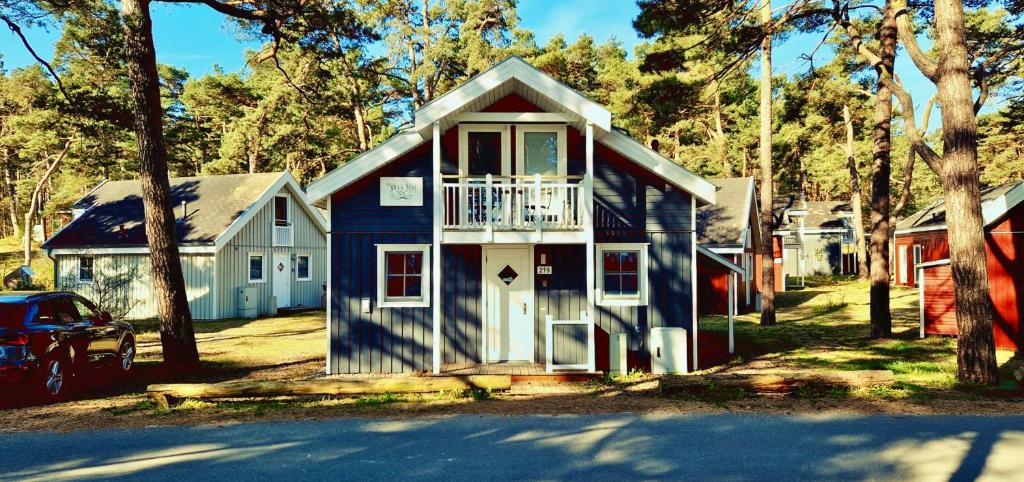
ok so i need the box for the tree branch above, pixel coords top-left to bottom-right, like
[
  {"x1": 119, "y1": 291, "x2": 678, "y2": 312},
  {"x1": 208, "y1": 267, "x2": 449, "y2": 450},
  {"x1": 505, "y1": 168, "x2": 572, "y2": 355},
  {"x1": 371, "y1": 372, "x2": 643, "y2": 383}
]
[
  {"x1": 0, "y1": 13, "x2": 76, "y2": 106},
  {"x1": 891, "y1": 0, "x2": 938, "y2": 82}
]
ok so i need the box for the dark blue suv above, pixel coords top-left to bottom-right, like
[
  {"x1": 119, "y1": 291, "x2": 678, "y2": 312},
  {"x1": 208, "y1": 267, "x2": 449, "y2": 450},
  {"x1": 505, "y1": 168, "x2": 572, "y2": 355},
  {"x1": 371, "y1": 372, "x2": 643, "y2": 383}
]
[{"x1": 0, "y1": 292, "x2": 135, "y2": 401}]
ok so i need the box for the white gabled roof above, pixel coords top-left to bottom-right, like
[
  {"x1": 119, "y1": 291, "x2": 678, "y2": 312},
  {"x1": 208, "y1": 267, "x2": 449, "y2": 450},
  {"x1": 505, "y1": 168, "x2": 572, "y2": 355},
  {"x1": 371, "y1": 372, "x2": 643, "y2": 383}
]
[
  {"x1": 304, "y1": 56, "x2": 717, "y2": 206},
  {"x1": 214, "y1": 171, "x2": 328, "y2": 249},
  {"x1": 413, "y1": 56, "x2": 612, "y2": 136}
]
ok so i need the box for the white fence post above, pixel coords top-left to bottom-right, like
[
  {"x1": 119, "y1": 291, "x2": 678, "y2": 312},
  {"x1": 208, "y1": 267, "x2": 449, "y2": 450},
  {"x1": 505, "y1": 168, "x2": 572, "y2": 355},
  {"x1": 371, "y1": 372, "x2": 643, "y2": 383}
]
[{"x1": 545, "y1": 314, "x2": 554, "y2": 373}]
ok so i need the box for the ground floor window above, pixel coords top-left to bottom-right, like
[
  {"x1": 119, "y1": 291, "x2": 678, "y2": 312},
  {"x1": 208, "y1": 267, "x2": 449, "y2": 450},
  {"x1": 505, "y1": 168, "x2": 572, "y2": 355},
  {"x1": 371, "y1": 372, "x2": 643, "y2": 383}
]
[
  {"x1": 248, "y1": 253, "x2": 265, "y2": 283},
  {"x1": 596, "y1": 243, "x2": 649, "y2": 306},
  {"x1": 78, "y1": 256, "x2": 94, "y2": 282},
  {"x1": 377, "y1": 244, "x2": 431, "y2": 307},
  {"x1": 296, "y1": 254, "x2": 311, "y2": 281}
]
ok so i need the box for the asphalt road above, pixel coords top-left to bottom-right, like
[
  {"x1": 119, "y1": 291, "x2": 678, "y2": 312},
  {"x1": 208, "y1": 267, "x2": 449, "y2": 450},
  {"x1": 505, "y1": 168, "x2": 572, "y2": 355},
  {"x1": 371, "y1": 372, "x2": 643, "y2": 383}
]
[{"x1": 2, "y1": 413, "x2": 1023, "y2": 481}]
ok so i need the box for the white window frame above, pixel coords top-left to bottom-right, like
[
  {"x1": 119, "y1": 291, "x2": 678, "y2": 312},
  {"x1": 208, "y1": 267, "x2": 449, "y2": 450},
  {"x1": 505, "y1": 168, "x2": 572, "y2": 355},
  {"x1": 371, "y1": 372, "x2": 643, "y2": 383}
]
[
  {"x1": 596, "y1": 243, "x2": 649, "y2": 307},
  {"x1": 248, "y1": 252, "x2": 266, "y2": 283},
  {"x1": 296, "y1": 253, "x2": 312, "y2": 281},
  {"x1": 77, "y1": 256, "x2": 95, "y2": 284},
  {"x1": 515, "y1": 124, "x2": 567, "y2": 177},
  {"x1": 912, "y1": 245, "x2": 922, "y2": 287},
  {"x1": 458, "y1": 124, "x2": 510, "y2": 176},
  {"x1": 274, "y1": 194, "x2": 291, "y2": 226},
  {"x1": 377, "y1": 244, "x2": 431, "y2": 308}
]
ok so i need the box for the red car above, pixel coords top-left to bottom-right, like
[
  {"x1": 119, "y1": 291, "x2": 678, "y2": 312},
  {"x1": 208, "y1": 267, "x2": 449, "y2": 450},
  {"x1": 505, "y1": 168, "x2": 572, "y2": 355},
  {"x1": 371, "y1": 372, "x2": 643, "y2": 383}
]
[{"x1": 0, "y1": 292, "x2": 136, "y2": 401}]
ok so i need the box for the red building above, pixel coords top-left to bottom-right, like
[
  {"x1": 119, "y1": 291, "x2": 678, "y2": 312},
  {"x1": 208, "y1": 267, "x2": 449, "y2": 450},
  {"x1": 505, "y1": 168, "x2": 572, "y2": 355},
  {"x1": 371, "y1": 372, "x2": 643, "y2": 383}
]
[
  {"x1": 894, "y1": 180, "x2": 1024, "y2": 351},
  {"x1": 696, "y1": 177, "x2": 782, "y2": 316}
]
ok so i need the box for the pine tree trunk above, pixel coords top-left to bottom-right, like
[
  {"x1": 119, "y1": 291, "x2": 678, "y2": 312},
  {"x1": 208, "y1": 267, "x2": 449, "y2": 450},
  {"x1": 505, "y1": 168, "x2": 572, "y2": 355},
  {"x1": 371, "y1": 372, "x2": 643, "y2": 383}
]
[
  {"x1": 5, "y1": 166, "x2": 19, "y2": 237},
  {"x1": 758, "y1": 0, "x2": 776, "y2": 326},
  {"x1": 844, "y1": 105, "x2": 869, "y2": 280},
  {"x1": 121, "y1": 0, "x2": 199, "y2": 371},
  {"x1": 714, "y1": 89, "x2": 730, "y2": 176},
  {"x1": 869, "y1": 1, "x2": 896, "y2": 338},
  {"x1": 933, "y1": 0, "x2": 997, "y2": 383}
]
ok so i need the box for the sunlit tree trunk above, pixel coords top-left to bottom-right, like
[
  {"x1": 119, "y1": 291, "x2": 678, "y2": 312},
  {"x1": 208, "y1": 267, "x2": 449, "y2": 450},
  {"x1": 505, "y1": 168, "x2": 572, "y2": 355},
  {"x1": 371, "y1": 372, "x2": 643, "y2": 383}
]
[
  {"x1": 869, "y1": 0, "x2": 896, "y2": 338},
  {"x1": 933, "y1": 0, "x2": 997, "y2": 383},
  {"x1": 758, "y1": 0, "x2": 776, "y2": 326},
  {"x1": 843, "y1": 105, "x2": 869, "y2": 280},
  {"x1": 121, "y1": 0, "x2": 199, "y2": 371}
]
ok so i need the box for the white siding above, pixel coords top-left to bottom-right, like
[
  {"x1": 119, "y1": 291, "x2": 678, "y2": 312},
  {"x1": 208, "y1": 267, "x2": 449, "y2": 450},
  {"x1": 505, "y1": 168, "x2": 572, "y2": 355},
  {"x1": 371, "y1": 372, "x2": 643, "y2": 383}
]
[
  {"x1": 216, "y1": 187, "x2": 327, "y2": 317},
  {"x1": 55, "y1": 253, "x2": 216, "y2": 320}
]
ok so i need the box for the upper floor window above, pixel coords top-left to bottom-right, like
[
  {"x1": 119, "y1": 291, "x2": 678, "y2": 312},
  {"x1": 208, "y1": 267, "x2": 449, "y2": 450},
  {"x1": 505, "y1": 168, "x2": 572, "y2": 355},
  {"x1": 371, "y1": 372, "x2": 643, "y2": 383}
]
[
  {"x1": 274, "y1": 195, "x2": 290, "y2": 226},
  {"x1": 516, "y1": 125, "x2": 567, "y2": 176},
  {"x1": 459, "y1": 124, "x2": 509, "y2": 176}
]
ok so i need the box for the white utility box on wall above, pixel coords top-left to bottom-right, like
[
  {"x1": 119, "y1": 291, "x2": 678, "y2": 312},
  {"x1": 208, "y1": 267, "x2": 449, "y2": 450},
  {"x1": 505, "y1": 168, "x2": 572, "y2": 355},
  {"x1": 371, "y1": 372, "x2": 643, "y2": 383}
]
[
  {"x1": 609, "y1": 333, "x2": 629, "y2": 375},
  {"x1": 650, "y1": 327, "x2": 688, "y2": 374},
  {"x1": 237, "y1": 287, "x2": 257, "y2": 319}
]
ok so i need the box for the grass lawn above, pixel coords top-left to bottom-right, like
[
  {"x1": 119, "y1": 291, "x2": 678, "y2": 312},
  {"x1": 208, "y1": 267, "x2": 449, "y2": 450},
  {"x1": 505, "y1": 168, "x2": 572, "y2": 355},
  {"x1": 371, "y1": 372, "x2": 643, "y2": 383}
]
[
  {"x1": 130, "y1": 311, "x2": 326, "y2": 384},
  {"x1": 701, "y1": 276, "x2": 1020, "y2": 399}
]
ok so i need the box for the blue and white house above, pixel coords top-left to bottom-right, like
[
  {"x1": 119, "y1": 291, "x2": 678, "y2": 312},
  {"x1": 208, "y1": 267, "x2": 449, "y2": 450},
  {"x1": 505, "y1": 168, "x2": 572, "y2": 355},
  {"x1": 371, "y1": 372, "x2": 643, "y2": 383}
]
[{"x1": 306, "y1": 57, "x2": 722, "y2": 375}]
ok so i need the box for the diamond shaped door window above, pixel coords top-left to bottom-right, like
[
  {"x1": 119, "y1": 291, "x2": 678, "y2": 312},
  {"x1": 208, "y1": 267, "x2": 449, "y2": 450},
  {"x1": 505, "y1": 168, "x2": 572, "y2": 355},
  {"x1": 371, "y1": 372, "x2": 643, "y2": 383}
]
[{"x1": 498, "y1": 265, "x2": 518, "y2": 286}]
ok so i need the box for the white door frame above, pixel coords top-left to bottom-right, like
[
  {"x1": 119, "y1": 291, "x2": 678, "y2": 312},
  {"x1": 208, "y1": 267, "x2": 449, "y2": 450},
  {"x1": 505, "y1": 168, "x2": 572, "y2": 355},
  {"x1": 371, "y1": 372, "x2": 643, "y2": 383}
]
[
  {"x1": 272, "y1": 252, "x2": 292, "y2": 308},
  {"x1": 898, "y1": 245, "x2": 908, "y2": 285},
  {"x1": 480, "y1": 245, "x2": 535, "y2": 363}
]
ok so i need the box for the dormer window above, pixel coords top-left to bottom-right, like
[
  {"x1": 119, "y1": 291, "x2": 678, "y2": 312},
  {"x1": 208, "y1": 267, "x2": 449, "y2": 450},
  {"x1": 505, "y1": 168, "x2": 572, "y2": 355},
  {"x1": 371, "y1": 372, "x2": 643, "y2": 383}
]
[{"x1": 274, "y1": 195, "x2": 290, "y2": 227}]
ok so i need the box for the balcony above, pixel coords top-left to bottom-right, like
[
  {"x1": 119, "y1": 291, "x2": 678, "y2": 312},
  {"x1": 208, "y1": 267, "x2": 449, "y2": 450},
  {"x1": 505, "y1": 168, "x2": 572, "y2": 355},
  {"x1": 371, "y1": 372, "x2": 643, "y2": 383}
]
[
  {"x1": 273, "y1": 223, "x2": 293, "y2": 247},
  {"x1": 442, "y1": 175, "x2": 584, "y2": 235}
]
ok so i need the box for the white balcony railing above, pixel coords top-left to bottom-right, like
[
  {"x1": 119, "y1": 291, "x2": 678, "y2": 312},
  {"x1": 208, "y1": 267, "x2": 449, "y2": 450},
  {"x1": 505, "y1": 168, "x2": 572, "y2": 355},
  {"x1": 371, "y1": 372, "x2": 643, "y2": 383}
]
[
  {"x1": 442, "y1": 174, "x2": 584, "y2": 231},
  {"x1": 273, "y1": 224, "x2": 293, "y2": 246}
]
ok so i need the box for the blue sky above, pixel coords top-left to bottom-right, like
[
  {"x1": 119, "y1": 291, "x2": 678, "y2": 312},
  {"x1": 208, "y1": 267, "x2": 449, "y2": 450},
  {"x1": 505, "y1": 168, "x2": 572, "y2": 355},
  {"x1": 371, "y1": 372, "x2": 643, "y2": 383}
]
[{"x1": 1, "y1": 0, "x2": 956, "y2": 129}]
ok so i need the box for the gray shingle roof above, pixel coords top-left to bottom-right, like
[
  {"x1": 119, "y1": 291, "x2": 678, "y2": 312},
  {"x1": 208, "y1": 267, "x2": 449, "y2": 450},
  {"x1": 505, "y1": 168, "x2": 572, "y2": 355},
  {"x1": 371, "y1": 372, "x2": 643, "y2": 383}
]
[
  {"x1": 697, "y1": 177, "x2": 754, "y2": 246},
  {"x1": 44, "y1": 173, "x2": 283, "y2": 248},
  {"x1": 895, "y1": 180, "x2": 1024, "y2": 231},
  {"x1": 773, "y1": 196, "x2": 854, "y2": 231}
]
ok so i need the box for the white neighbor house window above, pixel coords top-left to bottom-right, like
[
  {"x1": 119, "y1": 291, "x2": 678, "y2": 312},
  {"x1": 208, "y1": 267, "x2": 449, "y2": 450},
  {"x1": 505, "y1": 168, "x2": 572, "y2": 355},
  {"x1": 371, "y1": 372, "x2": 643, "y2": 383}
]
[
  {"x1": 78, "y1": 257, "x2": 94, "y2": 283},
  {"x1": 248, "y1": 252, "x2": 265, "y2": 283},
  {"x1": 596, "y1": 243, "x2": 649, "y2": 306},
  {"x1": 377, "y1": 244, "x2": 431, "y2": 308},
  {"x1": 296, "y1": 254, "x2": 311, "y2": 281},
  {"x1": 274, "y1": 195, "x2": 290, "y2": 226}
]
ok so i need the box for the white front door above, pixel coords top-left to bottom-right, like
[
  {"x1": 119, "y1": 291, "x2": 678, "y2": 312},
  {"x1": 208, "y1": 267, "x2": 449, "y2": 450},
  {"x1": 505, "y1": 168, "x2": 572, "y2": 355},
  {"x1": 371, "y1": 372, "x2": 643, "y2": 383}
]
[
  {"x1": 273, "y1": 252, "x2": 291, "y2": 308},
  {"x1": 484, "y1": 247, "x2": 533, "y2": 362}
]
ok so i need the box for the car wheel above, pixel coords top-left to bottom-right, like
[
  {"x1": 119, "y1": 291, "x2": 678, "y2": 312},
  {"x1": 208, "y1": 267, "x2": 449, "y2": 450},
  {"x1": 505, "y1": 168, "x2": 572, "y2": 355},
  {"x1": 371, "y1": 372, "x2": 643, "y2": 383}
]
[
  {"x1": 117, "y1": 337, "x2": 136, "y2": 375},
  {"x1": 39, "y1": 353, "x2": 69, "y2": 401}
]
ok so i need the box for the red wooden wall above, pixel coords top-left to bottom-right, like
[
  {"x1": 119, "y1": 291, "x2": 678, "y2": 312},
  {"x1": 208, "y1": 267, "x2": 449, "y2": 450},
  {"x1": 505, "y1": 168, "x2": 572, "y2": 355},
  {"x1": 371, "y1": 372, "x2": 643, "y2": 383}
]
[{"x1": 918, "y1": 200, "x2": 1024, "y2": 350}]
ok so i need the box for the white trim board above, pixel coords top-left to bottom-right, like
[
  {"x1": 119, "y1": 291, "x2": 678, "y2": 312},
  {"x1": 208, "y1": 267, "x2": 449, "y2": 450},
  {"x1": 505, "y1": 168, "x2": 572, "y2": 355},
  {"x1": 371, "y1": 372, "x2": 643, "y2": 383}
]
[
  {"x1": 48, "y1": 245, "x2": 215, "y2": 256},
  {"x1": 414, "y1": 57, "x2": 612, "y2": 135},
  {"x1": 215, "y1": 171, "x2": 327, "y2": 250},
  {"x1": 697, "y1": 245, "x2": 745, "y2": 275}
]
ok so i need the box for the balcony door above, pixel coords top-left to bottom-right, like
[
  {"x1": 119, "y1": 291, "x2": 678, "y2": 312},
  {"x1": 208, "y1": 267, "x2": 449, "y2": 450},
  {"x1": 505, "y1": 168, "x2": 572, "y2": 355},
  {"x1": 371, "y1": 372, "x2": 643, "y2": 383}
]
[
  {"x1": 515, "y1": 124, "x2": 567, "y2": 176},
  {"x1": 458, "y1": 124, "x2": 510, "y2": 177}
]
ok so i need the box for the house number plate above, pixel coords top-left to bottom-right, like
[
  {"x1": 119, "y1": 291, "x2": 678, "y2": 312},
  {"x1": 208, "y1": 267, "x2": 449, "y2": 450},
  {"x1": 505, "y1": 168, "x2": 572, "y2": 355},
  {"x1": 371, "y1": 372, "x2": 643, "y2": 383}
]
[{"x1": 536, "y1": 266, "x2": 552, "y2": 275}]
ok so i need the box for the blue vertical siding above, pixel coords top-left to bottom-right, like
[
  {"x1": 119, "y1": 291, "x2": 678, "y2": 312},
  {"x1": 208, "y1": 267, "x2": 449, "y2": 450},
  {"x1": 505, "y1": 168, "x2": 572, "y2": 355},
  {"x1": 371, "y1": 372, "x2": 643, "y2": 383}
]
[
  {"x1": 330, "y1": 145, "x2": 435, "y2": 374},
  {"x1": 442, "y1": 245, "x2": 483, "y2": 364}
]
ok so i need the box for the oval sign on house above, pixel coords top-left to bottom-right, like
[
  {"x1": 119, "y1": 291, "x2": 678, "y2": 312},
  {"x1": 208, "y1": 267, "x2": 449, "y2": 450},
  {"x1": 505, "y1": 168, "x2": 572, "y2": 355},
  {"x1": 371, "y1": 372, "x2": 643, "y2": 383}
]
[{"x1": 380, "y1": 177, "x2": 423, "y2": 206}]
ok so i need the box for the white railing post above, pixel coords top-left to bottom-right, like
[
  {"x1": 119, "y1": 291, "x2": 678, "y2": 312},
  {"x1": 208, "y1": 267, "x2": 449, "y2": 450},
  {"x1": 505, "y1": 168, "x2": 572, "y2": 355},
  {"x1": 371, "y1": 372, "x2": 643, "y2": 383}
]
[
  {"x1": 583, "y1": 310, "x2": 595, "y2": 373},
  {"x1": 728, "y1": 272, "x2": 735, "y2": 354},
  {"x1": 485, "y1": 174, "x2": 493, "y2": 240},
  {"x1": 534, "y1": 173, "x2": 542, "y2": 239},
  {"x1": 545, "y1": 314, "x2": 554, "y2": 373}
]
